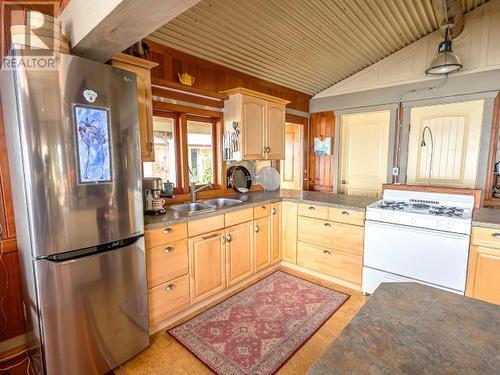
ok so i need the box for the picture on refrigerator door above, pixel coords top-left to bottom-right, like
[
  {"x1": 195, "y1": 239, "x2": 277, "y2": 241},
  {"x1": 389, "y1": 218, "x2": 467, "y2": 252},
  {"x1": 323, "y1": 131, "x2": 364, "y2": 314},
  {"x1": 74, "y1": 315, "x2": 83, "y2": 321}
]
[{"x1": 74, "y1": 104, "x2": 112, "y2": 184}]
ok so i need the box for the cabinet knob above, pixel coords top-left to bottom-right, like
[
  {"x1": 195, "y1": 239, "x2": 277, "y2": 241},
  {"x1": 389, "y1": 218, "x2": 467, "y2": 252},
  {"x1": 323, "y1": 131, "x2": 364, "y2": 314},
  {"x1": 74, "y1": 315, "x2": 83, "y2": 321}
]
[
  {"x1": 272, "y1": 208, "x2": 276, "y2": 215},
  {"x1": 163, "y1": 227, "x2": 173, "y2": 234},
  {"x1": 492, "y1": 233, "x2": 500, "y2": 239},
  {"x1": 164, "y1": 246, "x2": 174, "y2": 253},
  {"x1": 164, "y1": 284, "x2": 176, "y2": 291},
  {"x1": 341, "y1": 211, "x2": 350, "y2": 215},
  {"x1": 323, "y1": 250, "x2": 331, "y2": 255},
  {"x1": 226, "y1": 234, "x2": 232, "y2": 243},
  {"x1": 308, "y1": 206, "x2": 315, "y2": 210},
  {"x1": 149, "y1": 141, "x2": 154, "y2": 152},
  {"x1": 255, "y1": 225, "x2": 260, "y2": 233},
  {"x1": 324, "y1": 222, "x2": 332, "y2": 228}
]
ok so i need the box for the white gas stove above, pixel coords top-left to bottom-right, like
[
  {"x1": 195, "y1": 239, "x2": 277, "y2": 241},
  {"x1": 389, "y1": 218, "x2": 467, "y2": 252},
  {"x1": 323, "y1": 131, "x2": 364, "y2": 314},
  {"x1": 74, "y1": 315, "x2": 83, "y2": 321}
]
[{"x1": 363, "y1": 189, "x2": 475, "y2": 295}]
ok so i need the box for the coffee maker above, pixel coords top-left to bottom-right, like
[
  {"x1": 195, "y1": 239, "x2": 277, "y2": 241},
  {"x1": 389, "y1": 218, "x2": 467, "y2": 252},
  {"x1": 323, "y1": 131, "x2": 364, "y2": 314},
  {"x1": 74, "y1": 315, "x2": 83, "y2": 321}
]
[{"x1": 143, "y1": 177, "x2": 166, "y2": 215}]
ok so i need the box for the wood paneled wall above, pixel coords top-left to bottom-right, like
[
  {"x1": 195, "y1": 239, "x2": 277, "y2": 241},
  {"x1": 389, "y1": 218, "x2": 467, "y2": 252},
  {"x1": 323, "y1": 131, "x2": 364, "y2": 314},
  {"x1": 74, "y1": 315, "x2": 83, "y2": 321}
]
[
  {"x1": 145, "y1": 40, "x2": 311, "y2": 113},
  {"x1": 309, "y1": 112, "x2": 335, "y2": 192},
  {"x1": 0, "y1": 99, "x2": 25, "y2": 343}
]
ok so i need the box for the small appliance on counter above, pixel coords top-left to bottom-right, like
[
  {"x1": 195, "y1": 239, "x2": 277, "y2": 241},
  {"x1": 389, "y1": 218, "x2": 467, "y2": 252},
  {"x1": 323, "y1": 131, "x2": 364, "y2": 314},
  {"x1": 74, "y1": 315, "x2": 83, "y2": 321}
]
[{"x1": 143, "y1": 177, "x2": 166, "y2": 215}]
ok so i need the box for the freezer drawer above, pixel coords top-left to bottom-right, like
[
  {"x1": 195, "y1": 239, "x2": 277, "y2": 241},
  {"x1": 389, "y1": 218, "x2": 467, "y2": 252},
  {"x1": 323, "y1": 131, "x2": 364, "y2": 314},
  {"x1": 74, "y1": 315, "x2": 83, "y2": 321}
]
[{"x1": 35, "y1": 237, "x2": 149, "y2": 375}]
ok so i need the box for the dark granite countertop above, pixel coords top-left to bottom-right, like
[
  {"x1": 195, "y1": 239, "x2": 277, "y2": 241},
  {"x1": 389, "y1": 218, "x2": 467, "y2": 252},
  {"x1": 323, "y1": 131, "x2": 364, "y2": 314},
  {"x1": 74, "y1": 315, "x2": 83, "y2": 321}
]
[
  {"x1": 144, "y1": 190, "x2": 378, "y2": 230},
  {"x1": 472, "y1": 208, "x2": 500, "y2": 230},
  {"x1": 308, "y1": 282, "x2": 500, "y2": 375}
]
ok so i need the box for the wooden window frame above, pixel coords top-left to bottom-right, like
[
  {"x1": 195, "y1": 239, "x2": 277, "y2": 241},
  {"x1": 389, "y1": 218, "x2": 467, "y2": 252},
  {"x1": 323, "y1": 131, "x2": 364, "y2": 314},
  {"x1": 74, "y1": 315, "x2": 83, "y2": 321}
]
[{"x1": 152, "y1": 105, "x2": 224, "y2": 196}]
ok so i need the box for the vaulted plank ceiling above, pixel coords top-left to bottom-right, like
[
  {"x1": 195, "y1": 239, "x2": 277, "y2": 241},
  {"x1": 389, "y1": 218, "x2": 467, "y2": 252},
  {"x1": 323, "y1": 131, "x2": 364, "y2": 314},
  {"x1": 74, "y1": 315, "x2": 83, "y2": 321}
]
[{"x1": 149, "y1": 0, "x2": 488, "y2": 95}]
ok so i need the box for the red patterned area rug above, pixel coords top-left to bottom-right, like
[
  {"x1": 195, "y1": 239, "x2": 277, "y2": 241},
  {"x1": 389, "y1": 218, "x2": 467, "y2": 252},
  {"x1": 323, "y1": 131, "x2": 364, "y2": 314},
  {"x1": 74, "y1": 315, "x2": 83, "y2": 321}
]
[{"x1": 168, "y1": 271, "x2": 349, "y2": 375}]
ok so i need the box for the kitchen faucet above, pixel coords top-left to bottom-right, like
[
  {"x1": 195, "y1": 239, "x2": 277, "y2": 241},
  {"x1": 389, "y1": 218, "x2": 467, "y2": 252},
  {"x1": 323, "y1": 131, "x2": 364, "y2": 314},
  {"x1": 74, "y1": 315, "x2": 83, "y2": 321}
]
[{"x1": 190, "y1": 181, "x2": 213, "y2": 202}]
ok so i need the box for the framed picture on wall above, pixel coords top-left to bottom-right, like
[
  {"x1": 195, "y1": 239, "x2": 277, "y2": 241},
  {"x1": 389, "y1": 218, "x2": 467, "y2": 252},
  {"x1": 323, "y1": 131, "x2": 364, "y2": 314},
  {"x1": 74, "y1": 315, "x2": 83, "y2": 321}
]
[{"x1": 313, "y1": 137, "x2": 332, "y2": 155}]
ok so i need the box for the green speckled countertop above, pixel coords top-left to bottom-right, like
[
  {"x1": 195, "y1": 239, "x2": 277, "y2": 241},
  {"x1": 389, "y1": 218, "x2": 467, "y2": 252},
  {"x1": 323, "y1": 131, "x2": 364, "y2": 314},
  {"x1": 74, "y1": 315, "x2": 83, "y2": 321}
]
[
  {"x1": 144, "y1": 190, "x2": 378, "y2": 230},
  {"x1": 472, "y1": 208, "x2": 500, "y2": 230},
  {"x1": 308, "y1": 282, "x2": 500, "y2": 375}
]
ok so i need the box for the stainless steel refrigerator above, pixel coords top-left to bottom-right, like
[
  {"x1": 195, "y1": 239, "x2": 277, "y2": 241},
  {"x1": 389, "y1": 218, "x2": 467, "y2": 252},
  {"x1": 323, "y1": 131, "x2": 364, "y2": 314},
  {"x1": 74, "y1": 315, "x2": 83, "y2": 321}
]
[{"x1": 0, "y1": 50, "x2": 149, "y2": 374}]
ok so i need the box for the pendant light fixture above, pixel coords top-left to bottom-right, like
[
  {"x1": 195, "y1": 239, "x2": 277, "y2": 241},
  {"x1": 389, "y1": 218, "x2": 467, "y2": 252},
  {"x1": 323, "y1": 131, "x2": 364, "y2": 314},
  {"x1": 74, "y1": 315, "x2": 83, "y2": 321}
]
[
  {"x1": 425, "y1": 24, "x2": 462, "y2": 75},
  {"x1": 426, "y1": 0, "x2": 462, "y2": 76}
]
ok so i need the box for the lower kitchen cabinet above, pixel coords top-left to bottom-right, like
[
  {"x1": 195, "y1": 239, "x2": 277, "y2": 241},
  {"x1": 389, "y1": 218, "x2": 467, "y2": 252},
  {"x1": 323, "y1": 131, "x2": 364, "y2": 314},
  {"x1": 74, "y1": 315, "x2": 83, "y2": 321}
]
[
  {"x1": 297, "y1": 242, "x2": 362, "y2": 284},
  {"x1": 226, "y1": 221, "x2": 254, "y2": 286},
  {"x1": 467, "y1": 246, "x2": 500, "y2": 304},
  {"x1": 146, "y1": 239, "x2": 188, "y2": 288},
  {"x1": 282, "y1": 201, "x2": 298, "y2": 263},
  {"x1": 148, "y1": 274, "x2": 190, "y2": 327},
  {"x1": 254, "y1": 216, "x2": 271, "y2": 271},
  {"x1": 189, "y1": 230, "x2": 226, "y2": 304},
  {"x1": 271, "y1": 202, "x2": 282, "y2": 263}
]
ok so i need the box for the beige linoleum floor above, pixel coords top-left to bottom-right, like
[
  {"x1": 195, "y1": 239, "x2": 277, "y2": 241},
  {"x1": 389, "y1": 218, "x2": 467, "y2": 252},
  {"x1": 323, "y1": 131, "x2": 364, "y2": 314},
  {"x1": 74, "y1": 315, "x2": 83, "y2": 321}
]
[{"x1": 118, "y1": 270, "x2": 367, "y2": 375}]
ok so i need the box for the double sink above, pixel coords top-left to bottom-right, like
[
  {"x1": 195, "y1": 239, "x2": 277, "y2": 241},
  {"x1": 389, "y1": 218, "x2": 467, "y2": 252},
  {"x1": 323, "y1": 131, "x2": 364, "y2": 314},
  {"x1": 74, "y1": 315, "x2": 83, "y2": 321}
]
[{"x1": 169, "y1": 198, "x2": 243, "y2": 215}]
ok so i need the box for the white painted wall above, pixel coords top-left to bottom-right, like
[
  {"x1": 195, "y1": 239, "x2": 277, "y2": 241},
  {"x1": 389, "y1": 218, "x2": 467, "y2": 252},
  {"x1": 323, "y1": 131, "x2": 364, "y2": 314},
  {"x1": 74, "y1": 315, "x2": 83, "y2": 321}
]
[{"x1": 314, "y1": 0, "x2": 500, "y2": 99}]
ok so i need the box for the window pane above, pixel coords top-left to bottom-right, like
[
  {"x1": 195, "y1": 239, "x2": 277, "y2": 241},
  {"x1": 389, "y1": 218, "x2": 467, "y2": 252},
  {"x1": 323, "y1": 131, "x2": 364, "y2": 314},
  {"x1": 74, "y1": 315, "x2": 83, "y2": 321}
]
[
  {"x1": 187, "y1": 120, "x2": 213, "y2": 184},
  {"x1": 143, "y1": 117, "x2": 177, "y2": 186}
]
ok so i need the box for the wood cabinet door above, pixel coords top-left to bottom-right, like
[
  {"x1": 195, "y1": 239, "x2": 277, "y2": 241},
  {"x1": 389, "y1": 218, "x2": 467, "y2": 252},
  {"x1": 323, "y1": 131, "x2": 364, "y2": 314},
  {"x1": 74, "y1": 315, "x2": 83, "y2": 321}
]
[
  {"x1": 226, "y1": 222, "x2": 253, "y2": 286},
  {"x1": 111, "y1": 56, "x2": 156, "y2": 161},
  {"x1": 282, "y1": 201, "x2": 298, "y2": 263},
  {"x1": 242, "y1": 95, "x2": 266, "y2": 159},
  {"x1": 189, "y1": 230, "x2": 226, "y2": 304},
  {"x1": 467, "y1": 245, "x2": 500, "y2": 305},
  {"x1": 254, "y1": 217, "x2": 271, "y2": 271},
  {"x1": 266, "y1": 102, "x2": 285, "y2": 160},
  {"x1": 271, "y1": 202, "x2": 282, "y2": 263}
]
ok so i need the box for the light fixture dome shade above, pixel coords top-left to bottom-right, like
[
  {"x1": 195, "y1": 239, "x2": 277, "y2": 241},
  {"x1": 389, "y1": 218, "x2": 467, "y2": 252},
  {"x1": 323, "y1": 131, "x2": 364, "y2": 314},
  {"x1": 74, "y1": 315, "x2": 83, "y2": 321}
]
[{"x1": 425, "y1": 38, "x2": 463, "y2": 75}]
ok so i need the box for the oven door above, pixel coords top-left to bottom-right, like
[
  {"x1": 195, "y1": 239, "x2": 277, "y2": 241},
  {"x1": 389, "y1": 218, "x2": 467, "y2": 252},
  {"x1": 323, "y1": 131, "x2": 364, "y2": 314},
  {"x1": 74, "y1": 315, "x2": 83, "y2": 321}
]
[{"x1": 364, "y1": 220, "x2": 470, "y2": 292}]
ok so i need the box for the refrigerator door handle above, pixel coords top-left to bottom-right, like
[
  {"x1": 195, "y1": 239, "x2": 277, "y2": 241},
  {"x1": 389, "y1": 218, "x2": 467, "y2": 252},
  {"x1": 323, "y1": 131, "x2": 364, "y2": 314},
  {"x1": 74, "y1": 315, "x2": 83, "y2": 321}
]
[{"x1": 41, "y1": 234, "x2": 144, "y2": 262}]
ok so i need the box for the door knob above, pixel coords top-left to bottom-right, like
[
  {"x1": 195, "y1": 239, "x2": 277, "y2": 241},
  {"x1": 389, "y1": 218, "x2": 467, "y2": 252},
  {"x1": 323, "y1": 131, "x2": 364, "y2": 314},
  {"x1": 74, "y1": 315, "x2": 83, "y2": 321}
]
[{"x1": 341, "y1": 180, "x2": 348, "y2": 185}]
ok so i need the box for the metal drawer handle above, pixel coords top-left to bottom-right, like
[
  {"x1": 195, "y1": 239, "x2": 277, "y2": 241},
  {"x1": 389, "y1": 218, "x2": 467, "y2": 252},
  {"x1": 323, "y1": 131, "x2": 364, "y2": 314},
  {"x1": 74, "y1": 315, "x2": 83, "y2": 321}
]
[
  {"x1": 324, "y1": 223, "x2": 332, "y2": 228},
  {"x1": 226, "y1": 234, "x2": 232, "y2": 242},
  {"x1": 164, "y1": 246, "x2": 174, "y2": 253},
  {"x1": 202, "y1": 233, "x2": 220, "y2": 240},
  {"x1": 272, "y1": 208, "x2": 276, "y2": 215},
  {"x1": 341, "y1": 211, "x2": 350, "y2": 215},
  {"x1": 163, "y1": 227, "x2": 173, "y2": 234},
  {"x1": 164, "y1": 284, "x2": 175, "y2": 291},
  {"x1": 255, "y1": 225, "x2": 260, "y2": 233},
  {"x1": 492, "y1": 233, "x2": 500, "y2": 239},
  {"x1": 323, "y1": 250, "x2": 331, "y2": 255},
  {"x1": 308, "y1": 206, "x2": 315, "y2": 210}
]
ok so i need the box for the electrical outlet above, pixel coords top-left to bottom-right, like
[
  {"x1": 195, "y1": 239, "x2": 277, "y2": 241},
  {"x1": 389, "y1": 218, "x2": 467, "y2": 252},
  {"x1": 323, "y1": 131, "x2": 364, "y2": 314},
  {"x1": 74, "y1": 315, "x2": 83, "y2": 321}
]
[{"x1": 392, "y1": 167, "x2": 399, "y2": 176}]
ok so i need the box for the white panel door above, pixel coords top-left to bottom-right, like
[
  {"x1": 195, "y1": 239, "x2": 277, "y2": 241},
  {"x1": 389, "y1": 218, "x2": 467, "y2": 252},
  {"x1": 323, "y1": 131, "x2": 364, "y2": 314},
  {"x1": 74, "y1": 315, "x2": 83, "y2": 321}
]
[
  {"x1": 407, "y1": 100, "x2": 484, "y2": 188},
  {"x1": 340, "y1": 110, "x2": 391, "y2": 197},
  {"x1": 280, "y1": 124, "x2": 303, "y2": 190}
]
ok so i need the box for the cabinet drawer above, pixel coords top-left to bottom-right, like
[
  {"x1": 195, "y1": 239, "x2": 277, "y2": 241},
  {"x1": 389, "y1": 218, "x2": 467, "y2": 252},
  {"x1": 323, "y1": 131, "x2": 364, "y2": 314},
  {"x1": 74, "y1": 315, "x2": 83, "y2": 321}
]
[
  {"x1": 254, "y1": 204, "x2": 271, "y2": 219},
  {"x1": 225, "y1": 207, "x2": 253, "y2": 227},
  {"x1": 298, "y1": 203, "x2": 329, "y2": 220},
  {"x1": 146, "y1": 239, "x2": 188, "y2": 288},
  {"x1": 297, "y1": 242, "x2": 362, "y2": 284},
  {"x1": 329, "y1": 207, "x2": 365, "y2": 226},
  {"x1": 297, "y1": 216, "x2": 364, "y2": 256},
  {"x1": 472, "y1": 227, "x2": 500, "y2": 249},
  {"x1": 145, "y1": 222, "x2": 187, "y2": 248},
  {"x1": 148, "y1": 274, "x2": 190, "y2": 327},
  {"x1": 188, "y1": 215, "x2": 224, "y2": 237}
]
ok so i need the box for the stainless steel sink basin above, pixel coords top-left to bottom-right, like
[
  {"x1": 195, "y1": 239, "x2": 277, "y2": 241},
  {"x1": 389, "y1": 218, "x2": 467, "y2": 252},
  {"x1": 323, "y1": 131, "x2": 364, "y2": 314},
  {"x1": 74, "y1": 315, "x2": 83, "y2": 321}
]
[
  {"x1": 203, "y1": 198, "x2": 243, "y2": 208},
  {"x1": 169, "y1": 202, "x2": 216, "y2": 215}
]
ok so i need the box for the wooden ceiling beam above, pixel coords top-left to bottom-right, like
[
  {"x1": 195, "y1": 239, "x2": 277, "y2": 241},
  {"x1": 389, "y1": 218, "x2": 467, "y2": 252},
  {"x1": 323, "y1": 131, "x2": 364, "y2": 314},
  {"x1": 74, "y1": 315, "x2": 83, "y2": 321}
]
[{"x1": 58, "y1": 0, "x2": 200, "y2": 62}]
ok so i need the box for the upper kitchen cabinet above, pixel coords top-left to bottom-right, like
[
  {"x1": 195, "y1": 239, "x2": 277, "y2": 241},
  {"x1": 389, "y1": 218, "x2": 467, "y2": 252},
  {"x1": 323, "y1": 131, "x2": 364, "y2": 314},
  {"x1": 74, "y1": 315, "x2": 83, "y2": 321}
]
[
  {"x1": 111, "y1": 54, "x2": 158, "y2": 161},
  {"x1": 222, "y1": 87, "x2": 289, "y2": 161}
]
